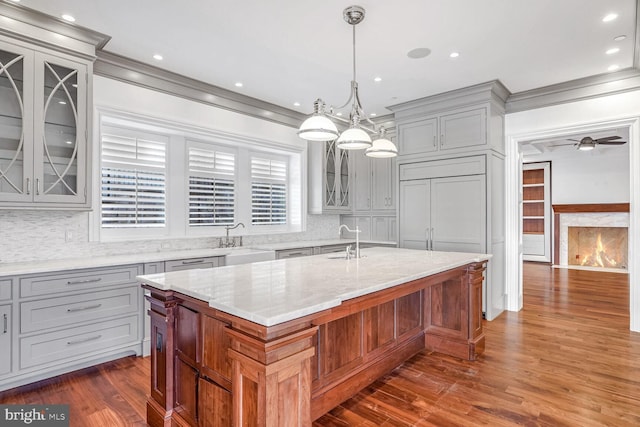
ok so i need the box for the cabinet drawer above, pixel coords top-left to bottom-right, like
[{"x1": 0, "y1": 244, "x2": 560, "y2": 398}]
[
  {"x1": 20, "y1": 315, "x2": 139, "y2": 369},
  {"x1": 275, "y1": 248, "x2": 314, "y2": 259},
  {"x1": 318, "y1": 245, "x2": 349, "y2": 255},
  {"x1": 20, "y1": 265, "x2": 140, "y2": 298},
  {"x1": 165, "y1": 257, "x2": 222, "y2": 272},
  {"x1": 0, "y1": 279, "x2": 11, "y2": 301},
  {"x1": 20, "y1": 286, "x2": 140, "y2": 333}
]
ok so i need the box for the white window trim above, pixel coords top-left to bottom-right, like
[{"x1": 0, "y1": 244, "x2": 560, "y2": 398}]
[{"x1": 90, "y1": 108, "x2": 306, "y2": 243}]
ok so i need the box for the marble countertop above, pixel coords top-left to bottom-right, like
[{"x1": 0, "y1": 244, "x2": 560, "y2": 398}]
[
  {"x1": 251, "y1": 239, "x2": 395, "y2": 251},
  {"x1": 0, "y1": 247, "x2": 270, "y2": 277},
  {"x1": 138, "y1": 247, "x2": 491, "y2": 327}
]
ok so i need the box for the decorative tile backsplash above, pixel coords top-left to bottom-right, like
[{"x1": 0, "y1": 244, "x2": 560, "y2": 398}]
[{"x1": 0, "y1": 211, "x2": 341, "y2": 263}]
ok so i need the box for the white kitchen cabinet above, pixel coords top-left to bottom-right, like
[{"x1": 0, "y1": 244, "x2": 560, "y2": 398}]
[
  {"x1": 372, "y1": 216, "x2": 397, "y2": 242},
  {"x1": 353, "y1": 151, "x2": 371, "y2": 211},
  {"x1": 0, "y1": 305, "x2": 10, "y2": 376},
  {"x1": 0, "y1": 39, "x2": 90, "y2": 209},
  {"x1": 164, "y1": 257, "x2": 222, "y2": 272},
  {"x1": 399, "y1": 174, "x2": 486, "y2": 253},
  {"x1": 0, "y1": 264, "x2": 143, "y2": 391},
  {"x1": 371, "y1": 157, "x2": 395, "y2": 211},
  {"x1": 396, "y1": 107, "x2": 486, "y2": 156},
  {"x1": 308, "y1": 140, "x2": 351, "y2": 213},
  {"x1": 276, "y1": 247, "x2": 315, "y2": 259}
]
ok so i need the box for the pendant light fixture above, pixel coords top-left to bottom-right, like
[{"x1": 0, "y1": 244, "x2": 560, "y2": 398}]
[{"x1": 297, "y1": 5, "x2": 398, "y2": 158}]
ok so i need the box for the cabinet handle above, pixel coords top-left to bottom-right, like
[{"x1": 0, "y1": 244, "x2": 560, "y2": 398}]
[
  {"x1": 285, "y1": 251, "x2": 305, "y2": 257},
  {"x1": 26, "y1": 178, "x2": 31, "y2": 195},
  {"x1": 67, "y1": 278, "x2": 102, "y2": 286},
  {"x1": 433, "y1": 135, "x2": 436, "y2": 148},
  {"x1": 67, "y1": 334, "x2": 102, "y2": 346},
  {"x1": 181, "y1": 259, "x2": 205, "y2": 265},
  {"x1": 440, "y1": 135, "x2": 444, "y2": 147},
  {"x1": 156, "y1": 331, "x2": 163, "y2": 353},
  {"x1": 67, "y1": 303, "x2": 102, "y2": 313},
  {"x1": 3, "y1": 314, "x2": 6, "y2": 334},
  {"x1": 425, "y1": 229, "x2": 430, "y2": 251},
  {"x1": 368, "y1": 197, "x2": 370, "y2": 208},
  {"x1": 36, "y1": 178, "x2": 40, "y2": 195},
  {"x1": 431, "y1": 228, "x2": 435, "y2": 251}
]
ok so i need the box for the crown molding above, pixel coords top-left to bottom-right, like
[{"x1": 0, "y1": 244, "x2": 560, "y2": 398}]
[
  {"x1": 94, "y1": 51, "x2": 306, "y2": 129},
  {"x1": 506, "y1": 68, "x2": 640, "y2": 113},
  {"x1": 0, "y1": 1, "x2": 110, "y2": 58}
]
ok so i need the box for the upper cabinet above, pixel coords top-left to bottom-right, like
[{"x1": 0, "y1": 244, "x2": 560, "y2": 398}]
[
  {"x1": 308, "y1": 140, "x2": 351, "y2": 214},
  {"x1": 391, "y1": 81, "x2": 509, "y2": 159},
  {"x1": 351, "y1": 150, "x2": 395, "y2": 213},
  {"x1": 0, "y1": 42, "x2": 89, "y2": 208},
  {"x1": 0, "y1": 3, "x2": 108, "y2": 209}
]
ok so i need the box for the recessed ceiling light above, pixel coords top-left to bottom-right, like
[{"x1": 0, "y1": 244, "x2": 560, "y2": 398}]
[
  {"x1": 65, "y1": 140, "x2": 73, "y2": 145},
  {"x1": 61, "y1": 14, "x2": 76, "y2": 22},
  {"x1": 602, "y1": 13, "x2": 618, "y2": 22},
  {"x1": 606, "y1": 47, "x2": 620, "y2": 55},
  {"x1": 407, "y1": 48, "x2": 431, "y2": 59},
  {"x1": 234, "y1": 82, "x2": 243, "y2": 88},
  {"x1": 613, "y1": 35, "x2": 627, "y2": 41},
  {"x1": 449, "y1": 52, "x2": 460, "y2": 58},
  {"x1": 8, "y1": 0, "x2": 20, "y2": 3},
  {"x1": 608, "y1": 64, "x2": 620, "y2": 72},
  {"x1": 153, "y1": 54, "x2": 163, "y2": 61},
  {"x1": 336, "y1": 112, "x2": 343, "y2": 116},
  {"x1": 293, "y1": 102, "x2": 300, "y2": 107},
  {"x1": 369, "y1": 113, "x2": 377, "y2": 117},
  {"x1": 374, "y1": 77, "x2": 382, "y2": 82}
]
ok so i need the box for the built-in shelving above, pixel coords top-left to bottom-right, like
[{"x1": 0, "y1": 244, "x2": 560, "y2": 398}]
[{"x1": 522, "y1": 162, "x2": 551, "y2": 262}]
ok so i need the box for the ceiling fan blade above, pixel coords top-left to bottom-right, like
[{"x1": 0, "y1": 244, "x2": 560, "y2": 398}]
[
  {"x1": 594, "y1": 136, "x2": 622, "y2": 143},
  {"x1": 597, "y1": 140, "x2": 627, "y2": 145}
]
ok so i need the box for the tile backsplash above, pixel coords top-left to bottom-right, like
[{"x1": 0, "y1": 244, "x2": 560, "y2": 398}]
[{"x1": 0, "y1": 210, "x2": 340, "y2": 263}]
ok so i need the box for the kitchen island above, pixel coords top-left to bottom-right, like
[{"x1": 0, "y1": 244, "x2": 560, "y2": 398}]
[{"x1": 138, "y1": 247, "x2": 489, "y2": 427}]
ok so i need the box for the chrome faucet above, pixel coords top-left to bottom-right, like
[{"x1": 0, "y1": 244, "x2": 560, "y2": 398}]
[
  {"x1": 339, "y1": 224, "x2": 361, "y2": 259},
  {"x1": 221, "y1": 222, "x2": 245, "y2": 248}
]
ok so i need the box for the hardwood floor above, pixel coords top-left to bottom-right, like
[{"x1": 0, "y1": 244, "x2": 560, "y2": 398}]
[{"x1": 2, "y1": 263, "x2": 639, "y2": 426}]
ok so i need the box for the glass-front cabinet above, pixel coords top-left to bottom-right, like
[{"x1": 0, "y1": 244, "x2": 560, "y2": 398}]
[
  {"x1": 324, "y1": 140, "x2": 350, "y2": 211},
  {"x1": 0, "y1": 40, "x2": 88, "y2": 209}
]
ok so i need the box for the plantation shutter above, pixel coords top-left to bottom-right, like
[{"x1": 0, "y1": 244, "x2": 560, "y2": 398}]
[
  {"x1": 188, "y1": 145, "x2": 236, "y2": 226},
  {"x1": 251, "y1": 156, "x2": 287, "y2": 225},
  {"x1": 100, "y1": 130, "x2": 167, "y2": 228}
]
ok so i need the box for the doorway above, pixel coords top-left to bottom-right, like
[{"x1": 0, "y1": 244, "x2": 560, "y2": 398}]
[{"x1": 505, "y1": 116, "x2": 640, "y2": 332}]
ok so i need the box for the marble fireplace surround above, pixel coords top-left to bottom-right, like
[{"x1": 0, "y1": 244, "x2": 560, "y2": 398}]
[{"x1": 553, "y1": 203, "x2": 630, "y2": 268}]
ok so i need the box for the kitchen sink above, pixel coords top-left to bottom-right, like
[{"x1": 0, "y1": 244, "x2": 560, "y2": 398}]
[{"x1": 224, "y1": 248, "x2": 276, "y2": 265}]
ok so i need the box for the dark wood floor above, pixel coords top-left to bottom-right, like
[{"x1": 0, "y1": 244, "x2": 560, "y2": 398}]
[{"x1": 1, "y1": 263, "x2": 639, "y2": 426}]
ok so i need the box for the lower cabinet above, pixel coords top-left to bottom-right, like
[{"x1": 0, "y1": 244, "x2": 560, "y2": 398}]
[
  {"x1": 0, "y1": 304, "x2": 10, "y2": 376},
  {"x1": 0, "y1": 265, "x2": 144, "y2": 392},
  {"x1": 275, "y1": 247, "x2": 314, "y2": 259}
]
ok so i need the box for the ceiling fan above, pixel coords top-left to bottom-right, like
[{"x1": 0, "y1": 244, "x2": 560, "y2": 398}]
[{"x1": 561, "y1": 136, "x2": 628, "y2": 151}]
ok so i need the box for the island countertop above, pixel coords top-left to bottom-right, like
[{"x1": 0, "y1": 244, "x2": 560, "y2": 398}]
[{"x1": 138, "y1": 247, "x2": 491, "y2": 327}]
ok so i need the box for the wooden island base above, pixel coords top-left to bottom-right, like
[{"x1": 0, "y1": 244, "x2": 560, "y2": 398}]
[{"x1": 143, "y1": 261, "x2": 486, "y2": 427}]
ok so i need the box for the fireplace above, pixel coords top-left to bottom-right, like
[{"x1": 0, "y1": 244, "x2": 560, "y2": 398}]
[
  {"x1": 553, "y1": 203, "x2": 630, "y2": 272},
  {"x1": 568, "y1": 226, "x2": 628, "y2": 269}
]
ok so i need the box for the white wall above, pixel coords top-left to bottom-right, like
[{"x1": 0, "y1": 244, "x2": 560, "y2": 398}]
[
  {"x1": 523, "y1": 146, "x2": 629, "y2": 204},
  {"x1": 0, "y1": 77, "x2": 340, "y2": 264},
  {"x1": 505, "y1": 89, "x2": 640, "y2": 332}
]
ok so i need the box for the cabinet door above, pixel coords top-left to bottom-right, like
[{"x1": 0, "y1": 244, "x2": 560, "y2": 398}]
[
  {"x1": 0, "y1": 43, "x2": 34, "y2": 203},
  {"x1": 32, "y1": 52, "x2": 87, "y2": 204},
  {"x1": 0, "y1": 305, "x2": 10, "y2": 375},
  {"x1": 324, "y1": 141, "x2": 337, "y2": 207},
  {"x1": 372, "y1": 217, "x2": 389, "y2": 241},
  {"x1": 372, "y1": 157, "x2": 395, "y2": 211},
  {"x1": 337, "y1": 146, "x2": 350, "y2": 208},
  {"x1": 352, "y1": 152, "x2": 371, "y2": 211},
  {"x1": 398, "y1": 117, "x2": 438, "y2": 155},
  {"x1": 399, "y1": 180, "x2": 430, "y2": 250},
  {"x1": 431, "y1": 175, "x2": 486, "y2": 253},
  {"x1": 439, "y1": 108, "x2": 486, "y2": 151}
]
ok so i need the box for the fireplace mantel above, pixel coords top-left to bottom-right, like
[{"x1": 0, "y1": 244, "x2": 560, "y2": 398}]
[
  {"x1": 552, "y1": 203, "x2": 630, "y2": 265},
  {"x1": 552, "y1": 203, "x2": 630, "y2": 214}
]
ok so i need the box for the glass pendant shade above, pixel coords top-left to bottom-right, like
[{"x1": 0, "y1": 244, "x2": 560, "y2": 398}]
[
  {"x1": 365, "y1": 136, "x2": 398, "y2": 158},
  {"x1": 336, "y1": 127, "x2": 372, "y2": 150},
  {"x1": 298, "y1": 114, "x2": 339, "y2": 141},
  {"x1": 578, "y1": 143, "x2": 595, "y2": 151}
]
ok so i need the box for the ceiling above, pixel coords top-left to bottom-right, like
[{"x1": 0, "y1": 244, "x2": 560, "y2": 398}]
[
  {"x1": 12, "y1": 0, "x2": 640, "y2": 118},
  {"x1": 520, "y1": 128, "x2": 630, "y2": 157}
]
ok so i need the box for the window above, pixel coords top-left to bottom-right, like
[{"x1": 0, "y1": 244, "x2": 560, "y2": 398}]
[
  {"x1": 251, "y1": 156, "x2": 287, "y2": 225},
  {"x1": 100, "y1": 127, "x2": 167, "y2": 230},
  {"x1": 188, "y1": 145, "x2": 236, "y2": 227}
]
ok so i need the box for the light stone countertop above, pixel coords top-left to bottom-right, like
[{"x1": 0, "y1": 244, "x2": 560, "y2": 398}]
[
  {"x1": 138, "y1": 247, "x2": 491, "y2": 327},
  {"x1": 0, "y1": 247, "x2": 260, "y2": 277},
  {"x1": 0, "y1": 239, "x2": 370, "y2": 277}
]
